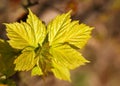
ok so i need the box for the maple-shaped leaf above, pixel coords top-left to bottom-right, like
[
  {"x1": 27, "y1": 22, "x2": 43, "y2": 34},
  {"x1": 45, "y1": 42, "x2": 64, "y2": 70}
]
[
  {"x1": 5, "y1": 9, "x2": 46, "y2": 71},
  {"x1": 47, "y1": 11, "x2": 93, "y2": 81},
  {"x1": 5, "y1": 9, "x2": 46, "y2": 49},
  {"x1": 4, "y1": 9, "x2": 94, "y2": 82},
  {"x1": 47, "y1": 12, "x2": 93, "y2": 49}
]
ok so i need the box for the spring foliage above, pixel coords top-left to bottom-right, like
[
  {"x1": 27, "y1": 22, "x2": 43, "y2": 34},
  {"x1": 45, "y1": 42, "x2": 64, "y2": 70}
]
[{"x1": 0, "y1": 9, "x2": 93, "y2": 82}]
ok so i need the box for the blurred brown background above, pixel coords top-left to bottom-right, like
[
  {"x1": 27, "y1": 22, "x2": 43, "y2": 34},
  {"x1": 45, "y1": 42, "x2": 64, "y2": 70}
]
[{"x1": 0, "y1": 0, "x2": 120, "y2": 86}]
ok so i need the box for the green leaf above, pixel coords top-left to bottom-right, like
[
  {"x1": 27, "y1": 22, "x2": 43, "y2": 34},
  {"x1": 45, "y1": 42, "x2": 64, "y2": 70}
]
[
  {"x1": 0, "y1": 39, "x2": 16, "y2": 78},
  {"x1": 47, "y1": 11, "x2": 71, "y2": 46},
  {"x1": 5, "y1": 9, "x2": 46, "y2": 49},
  {"x1": 0, "y1": 79, "x2": 16, "y2": 86},
  {"x1": 31, "y1": 66, "x2": 43, "y2": 76},
  {"x1": 51, "y1": 60, "x2": 71, "y2": 81},
  {"x1": 50, "y1": 44, "x2": 89, "y2": 70},
  {"x1": 14, "y1": 50, "x2": 35, "y2": 71}
]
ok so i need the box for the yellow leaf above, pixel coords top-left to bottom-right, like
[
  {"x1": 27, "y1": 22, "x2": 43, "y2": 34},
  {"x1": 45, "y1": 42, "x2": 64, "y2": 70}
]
[
  {"x1": 5, "y1": 9, "x2": 46, "y2": 49},
  {"x1": 31, "y1": 66, "x2": 43, "y2": 76},
  {"x1": 27, "y1": 9, "x2": 46, "y2": 46},
  {"x1": 50, "y1": 44, "x2": 89, "y2": 70},
  {"x1": 4, "y1": 9, "x2": 94, "y2": 82},
  {"x1": 51, "y1": 60, "x2": 71, "y2": 82},
  {"x1": 14, "y1": 50, "x2": 35, "y2": 71},
  {"x1": 47, "y1": 11, "x2": 93, "y2": 49},
  {"x1": 47, "y1": 11, "x2": 71, "y2": 46}
]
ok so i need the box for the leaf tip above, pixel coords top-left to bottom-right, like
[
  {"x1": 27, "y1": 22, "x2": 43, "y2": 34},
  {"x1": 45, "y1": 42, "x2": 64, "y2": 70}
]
[
  {"x1": 31, "y1": 66, "x2": 43, "y2": 76},
  {"x1": 27, "y1": 8, "x2": 34, "y2": 16}
]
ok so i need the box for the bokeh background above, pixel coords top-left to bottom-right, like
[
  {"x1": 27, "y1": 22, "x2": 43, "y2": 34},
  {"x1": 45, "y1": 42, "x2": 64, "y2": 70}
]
[{"x1": 0, "y1": 0, "x2": 120, "y2": 86}]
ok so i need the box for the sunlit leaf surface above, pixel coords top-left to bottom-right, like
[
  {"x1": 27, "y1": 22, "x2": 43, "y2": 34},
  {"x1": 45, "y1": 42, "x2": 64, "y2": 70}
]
[{"x1": 4, "y1": 9, "x2": 94, "y2": 81}]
